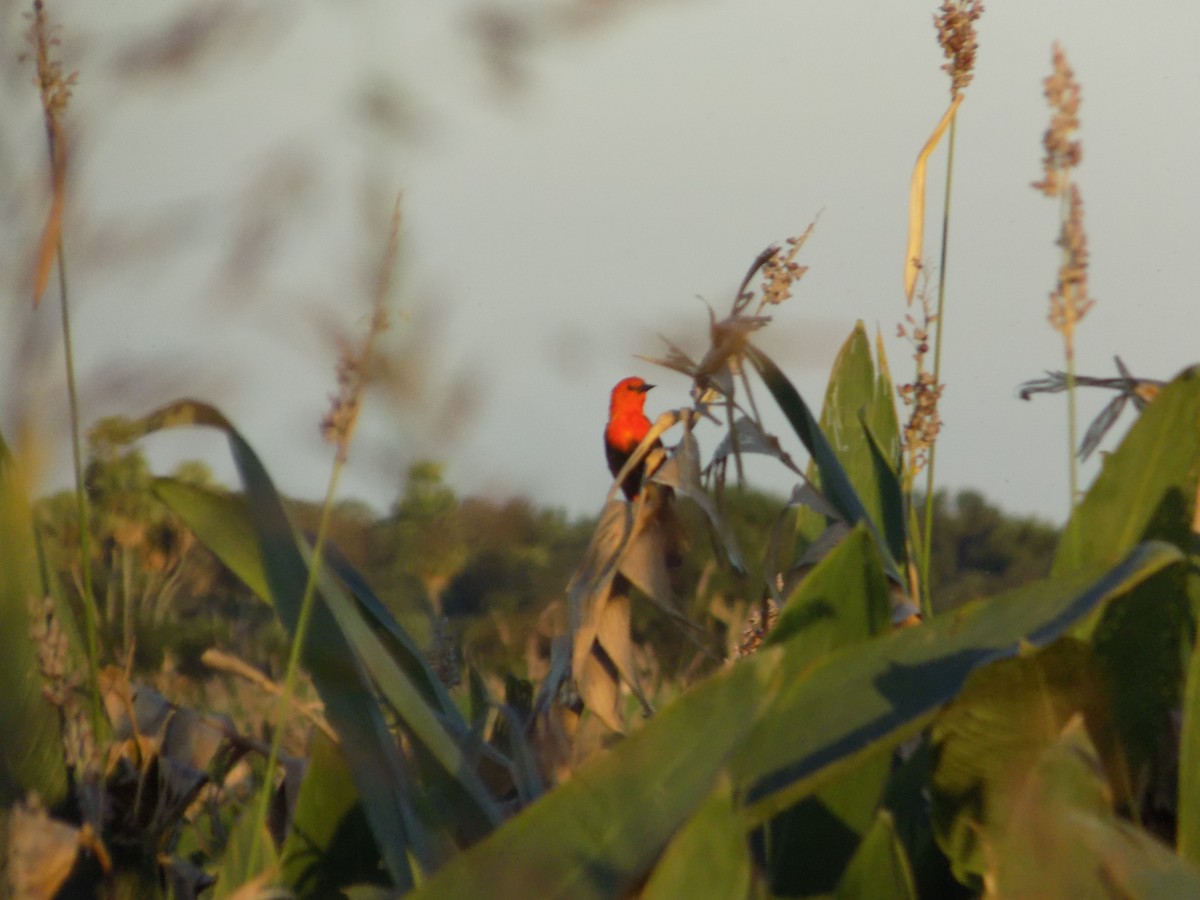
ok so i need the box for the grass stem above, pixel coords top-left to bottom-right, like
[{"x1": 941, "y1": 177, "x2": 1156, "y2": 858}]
[{"x1": 919, "y1": 114, "x2": 958, "y2": 616}]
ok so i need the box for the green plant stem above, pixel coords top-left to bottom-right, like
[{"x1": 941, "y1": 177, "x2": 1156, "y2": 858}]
[
  {"x1": 919, "y1": 114, "x2": 957, "y2": 617},
  {"x1": 56, "y1": 245, "x2": 106, "y2": 741},
  {"x1": 246, "y1": 459, "x2": 346, "y2": 876},
  {"x1": 1060, "y1": 191, "x2": 1080, "y2": 510}
]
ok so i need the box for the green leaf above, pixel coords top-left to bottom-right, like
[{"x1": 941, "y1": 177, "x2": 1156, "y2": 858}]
[
  {"x1": 733, "y1": 541, "x2": 1182, "y2": 825},
  {"x1": 836, "y1": 810, "x2": 917, "y2": 900},
  {"x1": 409, "y1": 658, "x2": 770, "y2": 900},
  {"x1": 928, "y1": 638, "x2": 1113, "y2": 884},
  {"x1": 989, "y1": 718, "x2": 1200, "y2": 897},
  {"x1": 117, "y1": 401, "x2": 499, "y2": 889},
  {"x1": 281, "y1": 730, "x2": 387, "y2": 898},
  {"x1": 1054, "y1": 365, "x2": 1200, "y2": 574},
  {"x1": 641, "y1": 776, "x2": 752, "y2": 900},
  {"x1": 156, "y1": 481, "x2": 500, "y2": 829},
  {"x1": 809, "y1": 323, "x2": 902, "y2": 560},
  {"x1": 409, "y1": 541, "x2": 1178, "y2": 899},
  {"x1": 212, "y1": 805, "x2": 280, "y2": 897},
  {"x1": 767, "y1": 522, "x2": 891, "y2": 658},
  {"x1": 1053, "y1": 369, "x2": 1200, "y2": 800},
  {"x1": 0, "y1": 451, "x2": 68, "y2": 807},
  {"x1": 759, "y1": 523, "x2": 893, "y2": 895},
  {"x1": 152, "y1": 479, "x2": 267, "y2": 598},
  {"x1": 748, "y1": 342, "x2": 901, "y2": 583}
]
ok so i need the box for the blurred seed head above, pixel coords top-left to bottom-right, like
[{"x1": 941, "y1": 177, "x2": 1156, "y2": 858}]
[{"x1": 934, "y1": 1, "x2": 984, "y2": 99}]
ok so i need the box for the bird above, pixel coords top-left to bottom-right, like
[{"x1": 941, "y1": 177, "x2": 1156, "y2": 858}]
[{"x1": 604, "y1": 376, "x2": 662, "y2": 500}]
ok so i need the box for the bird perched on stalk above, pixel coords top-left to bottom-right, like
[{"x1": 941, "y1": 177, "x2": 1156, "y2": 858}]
[{"x1": 604, "y1": 376, "x2": 663, "y2": 500}]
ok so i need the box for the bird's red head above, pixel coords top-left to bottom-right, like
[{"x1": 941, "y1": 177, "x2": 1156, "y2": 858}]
[{"x1": 609, "y1": 376, "x2": 654, "y2": 417}]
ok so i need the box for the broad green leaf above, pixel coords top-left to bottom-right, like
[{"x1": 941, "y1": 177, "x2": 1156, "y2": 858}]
[
  {"x1": 409, "y1": 658, "x2": 770, "y2": 900},
  {"x1": 281, "y1": 730, "x2": 387, "y2": 898},
  {"x1": 410, "y1": 541, "x2": 1177, "y2": 899},
  {"x1": 1053, "y1": 370, "x2": 1200, "y2": 799},
  {"x1": 152, "y1": 476, "x2": 503, "y2": 850},
  {"x1": 153, "y1": 479, "x2": 267, "y2": 598},
  {"x1": 928, "y1": 638, "x2": 1113, "y2": 884},
  {"x1": 211, "y1": 805, "x2": 280, "y2": 898},
  {"x1": 813, "y1": 324, "x2": 902, "y2": 546},
  {"x1": 0, "y1": 449, "x2": 68, "y2": 806},
  {"x1": 153, "y1": 478, "x2": 464, "y2": 726},
  {"x1": 1055, "y1": 365, "x2": 1200, "y2": 574},
  {"x1": 116, "y1": 400, "x2": 489, "y2": 889},
  {"x1": 733, "y1": 541, "x2": 1182, "y2": 825},
  {"x1": 767, "y1": 522, "x2": 891, "y2": 659},
  {"x1": 759, "y1": 522, "x2": 893, "y2": 895},
  {"x1": 748, "y1": 343, "x2": 901, "y2": 583},
  {"x1": 789, "y1": 324, "x2": 903, "y2": 572},
  {"x1": 836, "y1": 810, "x2": 917, "y2": 900},
  {"x1": 641, "y1": 776, "x2": 752, "y2": 900},
  {"x1": 990, "y1": 718, "x2": 1200, "y2": 897}
]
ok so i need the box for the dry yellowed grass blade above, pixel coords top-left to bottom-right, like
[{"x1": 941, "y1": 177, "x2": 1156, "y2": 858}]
[{"x1": 905, "y1": 92, "x2": 964, "y2": 303}]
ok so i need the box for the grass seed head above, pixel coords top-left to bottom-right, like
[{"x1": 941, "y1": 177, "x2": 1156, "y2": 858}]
[{"x1": 934, "y1": 1, "x2": 984, "y2": 98}]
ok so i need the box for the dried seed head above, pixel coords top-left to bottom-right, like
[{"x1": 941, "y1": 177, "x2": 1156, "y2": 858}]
[
  {"x1": 1032, "y1": 44, "x2": 1082, "y2": 197},
  {"x1": 935, "y1": 1, "x2": 984, "y2": 98},
  {"x1": 321, "y1": 197, "x2": 401, "y2": 461}
]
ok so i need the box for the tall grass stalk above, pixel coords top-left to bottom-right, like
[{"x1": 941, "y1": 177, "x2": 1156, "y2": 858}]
[
  {"x1": 30, "y1": 0, "x2": 105, "y2": 739},
  {"x1": 245, "y1": 462, "x2": 346, "y2": 875},
  {"x1": 245, "y1": 196, "x2": 402, "y2": 877},
  {"x1": 918, "y1": 116, "x2": 957, "y2": 611},
  {"x1": 1032, "y1": 45, "x2": 1092, "y2": 514}
]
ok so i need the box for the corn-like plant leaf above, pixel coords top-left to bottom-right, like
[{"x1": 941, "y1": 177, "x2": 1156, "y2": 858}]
[
  {"x1": 1054, "y1": 365, "x2": 1200, "y2": 574},
  {"x1": 155, "y1": 478, "x2": 503, "y2": 840},
  {"x1": 0, "y1": 446, "x2": 69, "y2": 807},
  {"x1": 748, "y1": 343, "x2": 901, "y2": 582},
  {"x1": 928, "y1": 638, "x2": 1114, "y2": 885},
  {"x1": 153, "y1": 478, "x2": 467, "y2": 728},
  {"x1": 791, "y1": 324, "x2": 903, "y2": 567},
  {"x1": 1053, "y1": 367, "x2": 1200, "y2": 805},
  {"x1": 1181, "y1": 598, "x2": 1200, "y2": 863},
  {"x1": 409, "y1": 541, "x2": 1177, "y2": 899},
  {"x1": 117, "y1": 400, "x2": 500, "y2": 889},
  {"x1": 212, "y1": 805, "x2": 280, "y2": 898},
  {"x1": 641, "y1": 776, "x2": 752, "y2": 900},
  {"x1": 759, "y1": 522, "x2": 893, "y2": 895},
  {"x1": 733, "y1": 540, "x2": 1181, "y2": 825},
  {"x1": 281, "y1": 730, "x2": 387, "y2": 898},
  {"x1": 409, "y1": 657, "x2": 769, "y2": 900},
  {"x1": 835, "y1": 810, "x2": 917, "y2": 900},
  {"x1": 989, "y1": 717, "x2": 1200, "y2": 897}
]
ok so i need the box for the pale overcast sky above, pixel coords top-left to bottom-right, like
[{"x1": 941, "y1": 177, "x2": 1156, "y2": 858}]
[{"x1": 3, "y1": 1, "x2": 1198, "y2": 525}]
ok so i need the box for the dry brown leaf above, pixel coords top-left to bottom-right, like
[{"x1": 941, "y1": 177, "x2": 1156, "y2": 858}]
[
  {"x1": 905, "y1": 92, "x2": 965, "y2": 303},
  {"x1": 6, "y1": 799, "x2": 82, "y2": 900}
]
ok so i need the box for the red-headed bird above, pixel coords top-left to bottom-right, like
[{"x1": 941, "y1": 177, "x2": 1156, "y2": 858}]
[{"x1": 604, "y1": 376, "x2": 661, "y2": 500}]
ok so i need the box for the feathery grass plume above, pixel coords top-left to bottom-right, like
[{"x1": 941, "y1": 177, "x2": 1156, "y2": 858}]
[
  {"x1": 320, "y1": 197, "x2": 401, "y2": 462},
  {"x1": 26, "y1": 0, "x2": 76, "y2": 308},
  {"x1": 1033, "y1": 44, "x2": 1093, "y2": 507}
]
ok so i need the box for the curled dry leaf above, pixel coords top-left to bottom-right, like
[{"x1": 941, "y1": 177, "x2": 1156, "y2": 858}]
[{"x1": 905, "y1": 93, "x2": 965, "y2": 303}]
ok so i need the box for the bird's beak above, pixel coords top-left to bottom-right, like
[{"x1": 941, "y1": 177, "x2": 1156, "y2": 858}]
[{"x1": 639, "y1": 383, "x2": 655, "y2": 393}]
